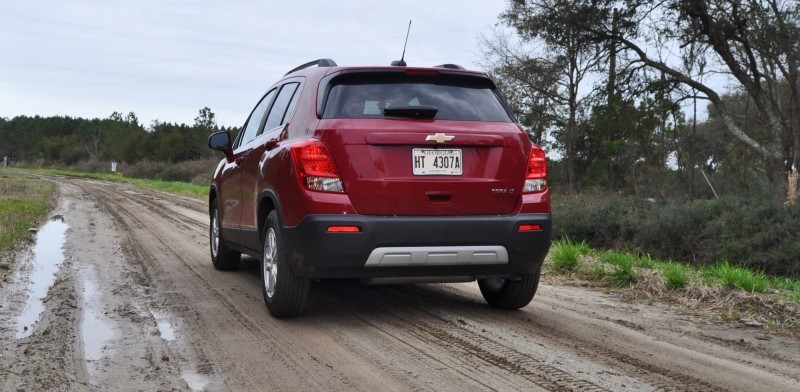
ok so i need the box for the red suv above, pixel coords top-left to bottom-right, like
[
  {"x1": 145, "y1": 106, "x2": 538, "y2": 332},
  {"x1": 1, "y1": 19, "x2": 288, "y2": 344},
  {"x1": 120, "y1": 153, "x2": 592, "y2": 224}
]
[{"x1": 208, "y1": 59, "x2": 551, "y2": 318}]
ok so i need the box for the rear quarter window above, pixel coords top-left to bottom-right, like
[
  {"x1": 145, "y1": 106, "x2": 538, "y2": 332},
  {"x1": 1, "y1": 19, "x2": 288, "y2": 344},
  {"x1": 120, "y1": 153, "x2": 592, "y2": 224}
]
[{"x1": 322, "y1": 78, "x2": 513, "y2": 122}]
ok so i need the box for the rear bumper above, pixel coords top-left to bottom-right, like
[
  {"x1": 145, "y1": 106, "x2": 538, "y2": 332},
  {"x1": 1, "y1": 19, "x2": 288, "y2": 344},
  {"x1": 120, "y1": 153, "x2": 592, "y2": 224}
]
[{"x1": 281, "y1": 213, "x2": 551, "y2": 279}]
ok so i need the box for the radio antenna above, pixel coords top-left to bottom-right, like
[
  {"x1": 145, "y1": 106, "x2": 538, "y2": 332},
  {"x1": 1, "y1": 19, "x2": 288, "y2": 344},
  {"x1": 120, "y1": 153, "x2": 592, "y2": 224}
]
[{"x1": 392, "y1": 20, "x2": 412, "y2": 66}]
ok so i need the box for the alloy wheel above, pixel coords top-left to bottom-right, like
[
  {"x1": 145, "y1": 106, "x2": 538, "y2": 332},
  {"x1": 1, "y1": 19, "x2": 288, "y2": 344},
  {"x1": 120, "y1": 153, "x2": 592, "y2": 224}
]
[{"x1": 263, "y1": 228, "x2": 278, "y2": 298}]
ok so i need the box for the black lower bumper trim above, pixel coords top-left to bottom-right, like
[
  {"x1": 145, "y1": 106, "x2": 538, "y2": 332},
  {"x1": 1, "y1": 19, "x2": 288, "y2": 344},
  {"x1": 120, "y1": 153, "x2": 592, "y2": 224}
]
[{"x1": 280, "y1": 213, "x2": 552, "y2": 279}]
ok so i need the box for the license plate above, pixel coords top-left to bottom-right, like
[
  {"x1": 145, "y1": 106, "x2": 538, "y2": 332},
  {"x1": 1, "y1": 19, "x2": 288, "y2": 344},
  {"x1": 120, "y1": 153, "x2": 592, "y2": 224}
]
[{"x1": 412, "y1": 149, "x2": 462, "y2": 175}]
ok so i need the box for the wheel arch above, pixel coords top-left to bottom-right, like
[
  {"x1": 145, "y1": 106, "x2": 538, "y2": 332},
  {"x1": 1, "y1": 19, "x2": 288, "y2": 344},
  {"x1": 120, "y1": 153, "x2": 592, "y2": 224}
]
[
  {"x1": 208, "y1": 184, "x2": 219, "y2": 214},
  {"x1": 257, "y1": 189, "x2": 281, "y2": 244}
]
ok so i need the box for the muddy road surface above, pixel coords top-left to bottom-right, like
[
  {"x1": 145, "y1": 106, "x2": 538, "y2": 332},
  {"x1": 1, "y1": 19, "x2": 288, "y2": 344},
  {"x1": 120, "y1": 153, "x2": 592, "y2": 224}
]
[{"x1": 1, "y1": 175, "x2": 799, "y2": 391}]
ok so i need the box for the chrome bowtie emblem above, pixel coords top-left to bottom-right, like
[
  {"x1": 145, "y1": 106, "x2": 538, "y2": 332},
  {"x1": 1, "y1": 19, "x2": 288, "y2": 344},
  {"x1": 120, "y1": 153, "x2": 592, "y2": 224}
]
[{"x1": 425, "y1": 133, "x2": 455, "y2": 143}]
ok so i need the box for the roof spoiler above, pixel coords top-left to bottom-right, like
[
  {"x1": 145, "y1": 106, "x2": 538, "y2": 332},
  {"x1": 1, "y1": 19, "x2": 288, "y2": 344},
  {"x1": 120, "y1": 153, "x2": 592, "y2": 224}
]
[
  {"x1": 285, "y1": 59, "x2": 337, "y2": 76},
  {"x1": 433, "y1": 64, "x2": 465, "y2": 70}
]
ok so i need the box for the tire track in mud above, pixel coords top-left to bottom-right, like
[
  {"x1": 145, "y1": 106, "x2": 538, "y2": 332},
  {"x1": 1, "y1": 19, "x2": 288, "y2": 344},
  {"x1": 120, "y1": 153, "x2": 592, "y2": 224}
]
[
  {"x1": 82, "y1": 178, "x2": 550, "y2": 391},
  {"x1": 78, "y1": 179, "x2": 370, "y2": 391},
  {"x1": 83, "y1": 178, "x2": 550, "y2": 391},
  {"x1": 76, "y1": 181, "x2": 229, "y2": 386},
  {"x1": 384, "y1": 284, "x2": 725, "y2": 392},
  {"x1": 335, "y1": 284, "x2": 607, "y2": 392},
  {"x1": 384, "y1": 283, "x2": 793, "y2": 392}
]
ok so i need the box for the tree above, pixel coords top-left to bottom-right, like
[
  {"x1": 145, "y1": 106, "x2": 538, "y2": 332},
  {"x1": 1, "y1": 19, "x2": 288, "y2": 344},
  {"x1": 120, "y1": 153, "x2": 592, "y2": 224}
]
[
  {"x1": 194, "y1": 107, "x2": 216, "y2": 133},
  {"x1": 541, "y1": 0, "x2": 800, "y2": 199},
  {"x1": 480, "y1": 30, "x2": 562, "y2": 146},
  {"x1": 79, "y1": 119, "x2": 103, "y2": 163},
  {"x1": 485, "y1": 0, "x2": 611, "y2": 194}
]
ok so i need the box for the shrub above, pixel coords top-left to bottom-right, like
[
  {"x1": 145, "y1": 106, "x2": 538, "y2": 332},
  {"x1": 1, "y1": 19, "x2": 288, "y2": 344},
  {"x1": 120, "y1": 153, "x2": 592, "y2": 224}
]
[
  {"x1": 120, "y1": 158, "x2": 217, "y2": 184},
  {"x1": 552, "y1": 194, "x2": 800, "y2": 279}
]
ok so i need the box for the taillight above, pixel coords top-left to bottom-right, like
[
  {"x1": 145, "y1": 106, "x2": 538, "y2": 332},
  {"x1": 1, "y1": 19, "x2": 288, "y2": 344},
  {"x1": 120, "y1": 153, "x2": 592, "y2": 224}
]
[
  {"x1": 523, "y1": 146, "x2": 547, "y2": 193},
  {"x1": 291, "y1": 141, "x2": 344, "y2": 193}
]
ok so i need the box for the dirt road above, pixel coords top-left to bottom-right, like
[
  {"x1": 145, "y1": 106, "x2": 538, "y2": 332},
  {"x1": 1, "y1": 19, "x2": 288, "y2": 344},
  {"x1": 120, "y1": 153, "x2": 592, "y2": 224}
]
[{"x1": 1, "y1": 175, "x2": 799, "y2": 391}]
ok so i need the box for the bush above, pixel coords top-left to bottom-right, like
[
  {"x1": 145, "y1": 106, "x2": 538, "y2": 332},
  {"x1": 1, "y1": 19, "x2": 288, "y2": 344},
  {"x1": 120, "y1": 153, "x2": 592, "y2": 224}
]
[
  {"x1": 553, "y1": 194, "x2": 800, "y2": 279},
  {"x1": 121, "y1": 159, "x2": 217, "y2": 184}
]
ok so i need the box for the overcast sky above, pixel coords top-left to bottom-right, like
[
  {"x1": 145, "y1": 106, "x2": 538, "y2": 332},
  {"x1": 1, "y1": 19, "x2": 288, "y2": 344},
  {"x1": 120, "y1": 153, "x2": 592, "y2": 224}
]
[{"x1": 0, "y1": 0, "x2": 508, "y2": 128}]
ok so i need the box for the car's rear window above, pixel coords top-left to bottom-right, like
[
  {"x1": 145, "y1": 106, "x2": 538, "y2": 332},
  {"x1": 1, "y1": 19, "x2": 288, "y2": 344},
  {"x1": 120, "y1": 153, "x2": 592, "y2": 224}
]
[{"x1": 322, "y1": 76, "x2": 513, "y2": 122}]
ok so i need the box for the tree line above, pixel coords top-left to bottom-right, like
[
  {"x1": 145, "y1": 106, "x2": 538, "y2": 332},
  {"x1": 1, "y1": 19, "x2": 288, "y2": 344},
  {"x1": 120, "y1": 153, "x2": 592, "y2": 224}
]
[
  {"x1": 484, "y1": 0, "x2": 799, "y2": 202},
  {"x1": 0, "y1": 108, "x2": 238, "y2": 165}
]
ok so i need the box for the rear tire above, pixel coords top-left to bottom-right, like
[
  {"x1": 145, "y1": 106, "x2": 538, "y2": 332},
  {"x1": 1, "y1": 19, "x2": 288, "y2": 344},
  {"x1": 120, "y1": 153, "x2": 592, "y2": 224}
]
[
  {"x1": 210, "y1": 199, "x2": 240, "y2": 271},
  {"x1": 478, "y1": 266, "x2": 541, "y2": 310},
  {"x1": 261, "y1": 210, "x2": 309, "y2": 318}
]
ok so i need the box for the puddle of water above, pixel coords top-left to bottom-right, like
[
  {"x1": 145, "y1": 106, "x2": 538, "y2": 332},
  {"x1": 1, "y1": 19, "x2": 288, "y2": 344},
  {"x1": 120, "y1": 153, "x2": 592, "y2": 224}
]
[
  {"x1": 152, "y1": 310, "x2": 176, "y2": 342},
  {"x1": 181, "y1": 368, "x2": 211, "y2": 391},
  {"x1": 80, "y1": 273, "x2": 115, "y2": 361},
  {"x1": 15, "y1": 218, "x2": 69, "y2": 339}
]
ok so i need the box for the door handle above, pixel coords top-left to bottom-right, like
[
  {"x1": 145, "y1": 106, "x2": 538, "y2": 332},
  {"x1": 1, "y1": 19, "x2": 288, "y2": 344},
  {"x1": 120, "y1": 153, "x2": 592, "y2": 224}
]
[{"x1": 233, "y1": 149, "x2": 252, "y2": 166}]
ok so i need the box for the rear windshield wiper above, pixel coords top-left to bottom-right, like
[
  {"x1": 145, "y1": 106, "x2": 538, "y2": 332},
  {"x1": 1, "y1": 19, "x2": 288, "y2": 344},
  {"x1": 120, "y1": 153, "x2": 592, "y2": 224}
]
[{"x1": 383, "y1": 105, "x2": 438, "y2": 119}]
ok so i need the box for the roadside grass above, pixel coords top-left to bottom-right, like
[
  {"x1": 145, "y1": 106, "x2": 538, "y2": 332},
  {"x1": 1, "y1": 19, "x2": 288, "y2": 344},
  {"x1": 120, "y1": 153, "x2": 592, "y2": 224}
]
[
  {"x1": 661, "y1": 261, "x2": 690, "y2": 290},
  {"x1": 601, "y1": 250, "x2": 637, "y2": 287},
  {"x1": 548, "y1": 237, "x2": 590, "y2": 272},
  {"x1": 10, "y1": 167, "x2": 206, "y2": 199},
  {"x1": 699, "y1": 260, "x2": 770, "y2": 293},
  {"x1": 0, "y1": 172, "x2": 57, "y2": 253},
  {"x1": 544, "y1": 238, "x2": 800, "y2": 334}
]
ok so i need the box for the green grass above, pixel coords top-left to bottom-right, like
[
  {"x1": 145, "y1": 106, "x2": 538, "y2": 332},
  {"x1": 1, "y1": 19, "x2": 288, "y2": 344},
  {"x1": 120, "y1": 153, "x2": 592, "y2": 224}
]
[
  {"x1": 550, "y1": 242, "x2": 792, "y2": 297},
  {"x1": 549, "y1": 237, "x2": 590, "y2": 271},
  {"x1": 585, "y1": 264, "x2": 607, "y2": 280},
  {"x1": 773, "y1": 278, "x2": 800, "y2": 304},
  {"x1": 0, "y1": 173, "x2": 57, "y2": 251},
  {"x1": 602, "y1": 250, "x2": 636, "y2": 287},
  {"x1": 700, "y1": 260, "x2": 769, "y2": 293},
  {"x1": 634, "y1": 253, "x2": 657, "y2": 268},
  {"x1": 12, "y1": 168, "x2": 206, "y2": 199},
  {"x1": 662, "y1": 261, "x2": 690, "y2": 290}
]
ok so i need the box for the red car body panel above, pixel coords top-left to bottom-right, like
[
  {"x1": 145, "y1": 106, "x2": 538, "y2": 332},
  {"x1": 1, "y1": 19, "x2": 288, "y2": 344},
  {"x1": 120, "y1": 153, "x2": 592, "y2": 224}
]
[{"x1": 315, "y1": 119, "x2": 532, "y2": 216}]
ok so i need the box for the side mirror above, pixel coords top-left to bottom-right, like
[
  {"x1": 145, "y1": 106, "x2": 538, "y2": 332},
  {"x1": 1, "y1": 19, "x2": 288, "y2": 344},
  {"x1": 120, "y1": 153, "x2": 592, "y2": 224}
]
[
  {"x1": 208, "y1": 131, "x2": 231, "y2": 150},
  {"x1": 208, "y1": 131, "x2": 234, "y2": 161}
]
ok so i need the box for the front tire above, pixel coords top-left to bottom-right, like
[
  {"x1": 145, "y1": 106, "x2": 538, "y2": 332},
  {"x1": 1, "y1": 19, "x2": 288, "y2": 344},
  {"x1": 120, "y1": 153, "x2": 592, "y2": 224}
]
[
  {"x1": 261, "y1": 210, "x2": 309, "y2": 318},
  {"x1": 478, "y1": 266, "x2": 541, "y2": 310},
  {"x1": 210, "y1": 199, "x2": 240, "y2": 271}
]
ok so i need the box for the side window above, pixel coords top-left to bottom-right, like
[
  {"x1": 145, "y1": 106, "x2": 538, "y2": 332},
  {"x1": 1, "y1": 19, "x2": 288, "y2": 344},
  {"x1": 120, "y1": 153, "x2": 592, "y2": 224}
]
[
  {"x1": 263, "y1": 83, "x2": 299, "y2": 131},
  {"x1": 281, "y1": 83, "x2": 302, "y2": 125},
  {"x1": 238, "y1": 89, "x2": 276, "y2": 148}
]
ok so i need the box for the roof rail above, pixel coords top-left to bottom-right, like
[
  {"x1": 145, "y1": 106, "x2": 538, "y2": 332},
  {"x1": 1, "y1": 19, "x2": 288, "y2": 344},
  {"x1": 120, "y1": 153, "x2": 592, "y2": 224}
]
[
  {"x1": 285, "y1": 59, "x2": 337, "y2": 76},
  {"x1": 433, "y1": 63, "x2": 465, "y2": 70}
]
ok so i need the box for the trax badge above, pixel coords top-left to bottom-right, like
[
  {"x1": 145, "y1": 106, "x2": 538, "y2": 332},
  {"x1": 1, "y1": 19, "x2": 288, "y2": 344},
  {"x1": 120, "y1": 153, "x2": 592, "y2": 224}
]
[{"x1": 425, "y1": 133, "x2": 455, "y2": 143}]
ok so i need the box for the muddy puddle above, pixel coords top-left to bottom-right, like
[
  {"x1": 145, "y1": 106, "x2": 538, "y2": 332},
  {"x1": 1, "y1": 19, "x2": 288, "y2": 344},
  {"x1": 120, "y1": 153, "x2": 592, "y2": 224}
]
[
  {"x1": 13, "y1": 216, "x2": 69, "y2": 339},
  {"x1": 78, "y1": 267, "x2": 116, "y2": 362},
  {"x1": 152, "y1": 309, "x2": 176, "y2": 341}
]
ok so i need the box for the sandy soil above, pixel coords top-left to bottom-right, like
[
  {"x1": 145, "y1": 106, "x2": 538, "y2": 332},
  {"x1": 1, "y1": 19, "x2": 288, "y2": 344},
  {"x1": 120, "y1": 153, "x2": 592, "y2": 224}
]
[{"x1": 1, "y1": 175, "x2": 798, "y2": 391}]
